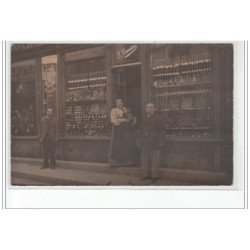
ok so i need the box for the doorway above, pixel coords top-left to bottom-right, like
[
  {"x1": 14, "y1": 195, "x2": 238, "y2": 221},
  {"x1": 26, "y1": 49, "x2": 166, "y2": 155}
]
[{"x1": 112, "y1": 65, "x2": 141, "y2": 127}]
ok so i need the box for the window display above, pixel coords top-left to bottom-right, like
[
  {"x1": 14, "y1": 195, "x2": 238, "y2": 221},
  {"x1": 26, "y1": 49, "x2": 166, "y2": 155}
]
[
  {"x1": 65, "y1": 58, "x2": 108, "y2": 137},
  {"x1": 151, "y1": 45, "x2": 214, "y2": 138},
  {"x1": 11, "y1": 64, "x2": 36, "y2": 136}
]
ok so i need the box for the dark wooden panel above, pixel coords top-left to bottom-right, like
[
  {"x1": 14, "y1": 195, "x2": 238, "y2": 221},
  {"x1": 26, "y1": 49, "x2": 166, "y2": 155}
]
[
  {"x1": 64, "y1": 46, "x2": 105, "y2": 62},
  {"x1": 62, "y1": 139, "x2": 110, "y2": 163},
  {"x1": 11, "y1": 138, "x2": 110, "y2": 163},
  {"x1": 161, "y1": 141, "x2": 221, "y2": 171},
  {"x1": 11, "y1": 137, "x2": 227, "y2": 173},
  {"x1": 221, "y1": 145, "x2": 233, "y2": 174},
  {"x1": 11, "y1": 138, "x2": 41, "y2": 158}
]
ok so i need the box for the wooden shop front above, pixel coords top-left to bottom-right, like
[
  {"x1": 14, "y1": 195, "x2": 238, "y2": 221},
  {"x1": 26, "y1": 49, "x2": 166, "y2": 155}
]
[{"x1": 11, "y1": 43, "x2": 233, "y2": 183}]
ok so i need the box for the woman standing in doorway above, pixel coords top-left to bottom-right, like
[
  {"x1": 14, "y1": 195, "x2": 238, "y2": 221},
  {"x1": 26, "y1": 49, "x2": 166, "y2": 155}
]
[{"x1": 109, "y1": 99, "x2": 137, "y2": 167}]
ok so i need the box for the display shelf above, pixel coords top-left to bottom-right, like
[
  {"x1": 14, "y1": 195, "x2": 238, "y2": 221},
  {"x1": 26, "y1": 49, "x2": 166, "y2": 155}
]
[
  {"x1": 153, "y1": 89, "x2": 212, "y2": 97},
  {"x1": 154, "y1": 81, "x2": 212, "y2": 88},
  {"x1": 160, "y1": 107, "x2": 212, "y2": 112},
  {"x1": 68, "y1": 84, "x2": 107, "y2": 89},
  {"x1": 68, "y1": 73, "x2": 106, "y2": 85},
  {"x1": 151, "y1": 45, "x2": 214, "y2": 138},
  {"x1": 65, "y1": 99, "x2": 107, "y2": 103},
  {"x1": 64, "y1": 58, "x2": 108, "y2": 137}
]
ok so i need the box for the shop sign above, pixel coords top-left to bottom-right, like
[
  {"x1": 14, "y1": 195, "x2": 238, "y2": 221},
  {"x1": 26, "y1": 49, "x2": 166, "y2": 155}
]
[{"x1": 114, "y1": 44, "x2": 139, "y2": 64}]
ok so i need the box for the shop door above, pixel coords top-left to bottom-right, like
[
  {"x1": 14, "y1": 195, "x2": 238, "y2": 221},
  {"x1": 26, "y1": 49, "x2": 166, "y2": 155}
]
[{"x1": 112, "y1": 65, "x2": 141, "y2": 128}]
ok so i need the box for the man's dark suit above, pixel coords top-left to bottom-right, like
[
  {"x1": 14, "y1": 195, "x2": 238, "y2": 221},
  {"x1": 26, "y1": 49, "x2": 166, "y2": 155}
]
[
  {"x1": 38, "y1": 116, "x2": 58, "y2": 168},
  {"x1": 138, "y1": 113, "x2": 165, "y2": 178}
]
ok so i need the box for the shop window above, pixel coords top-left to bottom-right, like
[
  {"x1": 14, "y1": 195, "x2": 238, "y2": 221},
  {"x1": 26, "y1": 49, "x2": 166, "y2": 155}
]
[
  {"x1": 11, "y1": 62, "x2": 36, "y2": 136},
  {"x1": 65, "y1": 57, "x2": 108, "y2": 137},
  {"x1": 151, "y1": 44, "x2": 214, "y2": 139}
]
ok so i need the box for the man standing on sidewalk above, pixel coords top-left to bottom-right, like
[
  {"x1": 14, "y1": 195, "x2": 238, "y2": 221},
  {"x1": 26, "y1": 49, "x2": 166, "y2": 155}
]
[
  {"x1": 137, "y1": 103, "x2": 165, "y2": 183},
  {"x1": 38, "y1": 108, "x2": 58, "y2": 169}
]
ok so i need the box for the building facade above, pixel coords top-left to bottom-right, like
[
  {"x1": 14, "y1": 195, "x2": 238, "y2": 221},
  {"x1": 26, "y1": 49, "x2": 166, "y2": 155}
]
[{"x1": 11, "y1": 43, "x2": 233, "y2": 184}]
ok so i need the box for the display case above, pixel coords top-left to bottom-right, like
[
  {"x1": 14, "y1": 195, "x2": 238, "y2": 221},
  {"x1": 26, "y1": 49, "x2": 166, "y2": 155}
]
[
  {"x1": 150, "y1": 44, "x2": 214, "y2": 139},
  {"x1": 11, "y1": 61, "x2": 37, "y2": 136},
  {"x1": 64, "y1": 57, "x2": 108, "y2": 137}
]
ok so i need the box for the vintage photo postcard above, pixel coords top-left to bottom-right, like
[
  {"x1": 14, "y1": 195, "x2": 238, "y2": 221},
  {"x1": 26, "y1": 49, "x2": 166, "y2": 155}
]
[{"x1": 9, "y1": 43, "x2": 235, "y2": 187}]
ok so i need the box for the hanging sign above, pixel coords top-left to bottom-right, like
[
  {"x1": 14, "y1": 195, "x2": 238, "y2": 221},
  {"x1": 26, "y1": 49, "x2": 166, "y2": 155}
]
[{"x1": 114, "y1": 44, "x2": 139, "y2": 64}]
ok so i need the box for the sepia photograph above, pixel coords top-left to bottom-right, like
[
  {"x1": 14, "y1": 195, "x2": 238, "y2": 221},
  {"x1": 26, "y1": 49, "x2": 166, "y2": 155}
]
[
  {"x1": 1, "y1": 2, "x2": 250, "y2": 250},
  {"x1": 10, "y1": 43, "x2": 234, "y2": 186}
]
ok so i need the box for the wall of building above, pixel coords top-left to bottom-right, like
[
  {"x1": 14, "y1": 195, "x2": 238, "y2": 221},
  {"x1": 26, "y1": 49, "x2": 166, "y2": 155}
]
[{"x1": 11, "y1": 43, "x2": 233, "y2": 182}]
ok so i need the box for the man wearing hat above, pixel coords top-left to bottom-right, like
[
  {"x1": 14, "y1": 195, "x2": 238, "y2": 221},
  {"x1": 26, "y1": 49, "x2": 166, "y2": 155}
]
[{"x1": 38, "y1": 108, "x2": 58, "y2": 169}]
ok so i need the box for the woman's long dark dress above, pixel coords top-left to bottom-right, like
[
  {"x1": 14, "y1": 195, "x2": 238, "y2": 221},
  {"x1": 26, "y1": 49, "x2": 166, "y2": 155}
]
[{"x1": 109, "y1": 108, "x2": 137, "y2": 166}]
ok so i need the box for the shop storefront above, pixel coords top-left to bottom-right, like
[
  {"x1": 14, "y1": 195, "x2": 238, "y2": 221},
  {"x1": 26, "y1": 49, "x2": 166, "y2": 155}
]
[{"x1": 11, "y1": 43, "x2": 233, "y2": 181}]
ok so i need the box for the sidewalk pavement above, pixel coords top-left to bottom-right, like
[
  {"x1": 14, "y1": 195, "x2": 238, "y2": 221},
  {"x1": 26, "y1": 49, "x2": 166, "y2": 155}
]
[
  {"x1": 11, "y1": 157, "x2": 232, "y2": 186},
  {"x1": 11, "y1": 158, "x2": 193, "y2": 186}
]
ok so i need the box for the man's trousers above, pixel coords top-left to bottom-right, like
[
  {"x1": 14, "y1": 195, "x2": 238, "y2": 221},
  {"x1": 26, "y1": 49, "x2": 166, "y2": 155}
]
[
  {"x1": 141, "y1": 148, "x2": 160, "y2": 178},
  {"x1": 42, "y1": 136, "x2": 56, "y2": 168}
]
